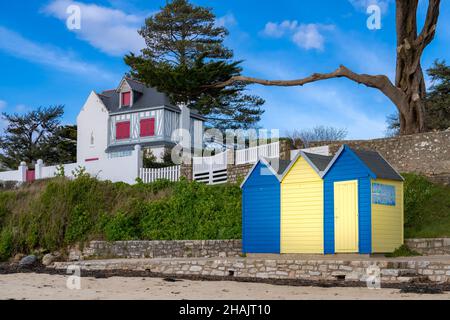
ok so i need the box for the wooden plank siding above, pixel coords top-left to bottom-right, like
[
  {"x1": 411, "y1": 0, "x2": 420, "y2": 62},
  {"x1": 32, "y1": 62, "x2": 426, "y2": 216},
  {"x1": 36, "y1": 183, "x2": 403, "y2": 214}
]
[
  {"x1": 242, "y1": 162, "x2": 281, "y2": 254},
  {"x1": 371, "y1": 179, "x2": 404, "y2": 253},
  {"x1": 281, "y1": 157, "x2": 324, "y2": 254}
]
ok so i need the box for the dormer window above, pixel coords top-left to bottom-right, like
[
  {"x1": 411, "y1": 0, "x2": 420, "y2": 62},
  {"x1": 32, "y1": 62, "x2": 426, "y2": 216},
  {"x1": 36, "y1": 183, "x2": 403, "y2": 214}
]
[{"x1": 121, "y1": 92, "x2": 131, "y2": 107}]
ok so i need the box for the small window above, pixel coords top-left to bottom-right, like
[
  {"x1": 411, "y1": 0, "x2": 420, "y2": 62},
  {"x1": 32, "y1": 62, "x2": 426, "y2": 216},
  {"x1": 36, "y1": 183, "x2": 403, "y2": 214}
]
[
  {"x1": 140, "y1": 118, "x2": 155, "y2": 137},
  {"x1": 121, "y1": 92, "x2": 131, "y2": 107},
  {"x1": 90, "y1": 132, "x2": 95, "y2": 146},
  {"x1": 116, "y1": 121, "x2": 130, "y2": 140},
  {"x1": 372, "y1": 183, "x2": 396, "y2": 206}
]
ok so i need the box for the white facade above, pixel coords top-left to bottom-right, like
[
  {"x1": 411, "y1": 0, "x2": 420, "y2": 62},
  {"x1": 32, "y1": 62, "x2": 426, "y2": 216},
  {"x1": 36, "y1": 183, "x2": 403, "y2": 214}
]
[
  {"x1": 77, "y1": 78, "x2": 205, "y2": 163},
  {"x1": 77, "y1": 91, "x2": 109, "y2": 163}
]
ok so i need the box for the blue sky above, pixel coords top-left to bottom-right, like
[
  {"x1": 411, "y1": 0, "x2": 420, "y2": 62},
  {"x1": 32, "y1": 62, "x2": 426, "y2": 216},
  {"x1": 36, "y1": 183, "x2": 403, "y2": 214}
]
[{"x1": 0, "y1": 0, "x2": 448, "y2": 139}]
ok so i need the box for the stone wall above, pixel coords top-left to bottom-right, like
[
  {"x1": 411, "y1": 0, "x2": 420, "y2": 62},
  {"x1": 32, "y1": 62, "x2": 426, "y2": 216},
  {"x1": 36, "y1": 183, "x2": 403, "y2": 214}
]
[
  {"x1": 54, "y1": 256, "x2": 450, "y2": 284},
  {"x1": 68, "y1": 240, "x2": 242, "y2": 261},
  {"x1": 309, "y1": 130, "x2": 450, "y2": 185},
  {"x1": 180, "y1": 164, "x2": 193, "y2": 181},
  {"x1": 227, "y1": 163, "x2": 254, "y2": 184},
  {"x1": 405, "y1": 238, "x2": 450, "y2": 256}
]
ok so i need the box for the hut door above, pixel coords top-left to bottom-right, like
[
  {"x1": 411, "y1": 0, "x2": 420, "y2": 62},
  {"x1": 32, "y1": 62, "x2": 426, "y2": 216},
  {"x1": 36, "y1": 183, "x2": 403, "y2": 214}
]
[{"x1": 334, "y1": 180, "x2": 359, "y2": 253}]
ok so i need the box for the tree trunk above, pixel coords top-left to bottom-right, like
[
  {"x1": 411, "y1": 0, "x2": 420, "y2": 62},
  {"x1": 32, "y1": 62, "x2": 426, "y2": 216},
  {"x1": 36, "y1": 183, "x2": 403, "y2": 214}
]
[{"x1": 214, "y1": 0, "x2": 441, "y2": 135}]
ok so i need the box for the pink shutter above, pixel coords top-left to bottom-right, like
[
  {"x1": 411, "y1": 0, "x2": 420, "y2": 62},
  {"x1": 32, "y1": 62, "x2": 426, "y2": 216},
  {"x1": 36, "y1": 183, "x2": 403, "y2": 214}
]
[
  {"x1": 116, "y1": 121, "x2": 130, "y2": 140},
  {"x1": 140, "y1": 118, "x2": 155, "y2": 137},
  {"x1": 122, "y1": 92, "x2": 131, "y2": 106}
]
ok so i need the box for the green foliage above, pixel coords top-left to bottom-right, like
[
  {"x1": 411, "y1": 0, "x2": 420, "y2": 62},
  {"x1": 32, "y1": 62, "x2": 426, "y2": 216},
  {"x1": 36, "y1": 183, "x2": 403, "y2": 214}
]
[
  {"x1": 125, "y1": 0, "x2": 264, "y2": 129},
  {"x1": 426, "y1": 60, "x2": 450, "y2": 131},
  {"x1": 0, "y1": 105, "x2": 76, "y2": 168},
  {"x1": 0, "y1": 177, "x2": 241, "y2": 260},
  {"x1": 71, "y1": 166, "x2": 89, "y2": 179},
  {"x1": 385, "y1": 244, "x2": 421, "y2": 258},
  {"x1": 403, "y1": 173, "x2": 450, "y2": 238},
  {"x1": 0, "y1": 228, "x2": 14, "y2": 261},
  {"x1": 55, "y1": 164, "x2": 65, "y2": 177},
  {"x1": 386, "y1": 60, "x2": 450, "y2": 136}
]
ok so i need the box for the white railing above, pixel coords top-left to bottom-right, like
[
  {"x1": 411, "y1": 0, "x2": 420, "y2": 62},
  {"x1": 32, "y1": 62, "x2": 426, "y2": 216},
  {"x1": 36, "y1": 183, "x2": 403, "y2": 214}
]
[
  {"x1": 192, "y1": 151, "x2": 228, "y2": 185},
  {"x1": 139, "y1": 165, "x2": 181, "y2": 183},
  {"x1": 193, "y1": 151, "x2": 228, "y2": 174},
  {"x1": 235, "y1": 142, "x2": 280, "y2": 165}
]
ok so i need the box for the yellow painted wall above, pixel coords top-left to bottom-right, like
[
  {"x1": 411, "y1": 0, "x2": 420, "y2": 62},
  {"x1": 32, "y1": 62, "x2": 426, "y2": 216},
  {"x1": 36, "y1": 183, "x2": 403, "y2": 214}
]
[
  {"x1": 371, "y1": 179, "x2": 404, "y2": 253},
  {"x1": 281, "y1": 157, "x2": 324, "y2": 254}
]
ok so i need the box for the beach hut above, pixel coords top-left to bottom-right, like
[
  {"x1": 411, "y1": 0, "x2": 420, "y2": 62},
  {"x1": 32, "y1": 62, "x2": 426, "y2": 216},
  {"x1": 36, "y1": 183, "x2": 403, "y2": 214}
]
[
  {"x1": 280, "y1": 151, "x2": 333, "y2": 254},
  {"x1": 322, "y1": 145, "x2": 404, "y2": 254},
  {"x1": 240, "y1": 158, "x2": 291, "y2": 254}
]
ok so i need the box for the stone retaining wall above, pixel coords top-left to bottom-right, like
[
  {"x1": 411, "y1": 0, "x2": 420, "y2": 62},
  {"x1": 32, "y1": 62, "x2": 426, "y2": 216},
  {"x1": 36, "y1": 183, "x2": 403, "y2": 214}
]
[
  {"x1": 68, "y1": 240, "x2": 242, "y2": 261},
  {"x1": 309, "y1": 130, "x2": 450, "y2": 185},
  {"x1": 405, "y1": 238, "x2": 450, "y2": 256},
  {"x1": 53, "y1": 256, "x2": 450, "y2": 284}
]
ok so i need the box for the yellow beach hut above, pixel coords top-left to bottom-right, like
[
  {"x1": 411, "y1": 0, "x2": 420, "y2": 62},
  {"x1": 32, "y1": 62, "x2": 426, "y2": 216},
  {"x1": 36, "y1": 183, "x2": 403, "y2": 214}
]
[{"x1": 280, "y1": 151, "x2": 333, "y2": 254}]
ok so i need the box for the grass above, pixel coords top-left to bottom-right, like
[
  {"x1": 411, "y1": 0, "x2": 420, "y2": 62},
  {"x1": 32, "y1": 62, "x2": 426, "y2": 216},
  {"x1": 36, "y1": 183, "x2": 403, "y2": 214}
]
[
  {"x1": 385, "y1": 245, "x2": 421, "y2": 258},
  {"x1": 403, "y1": 173, "x2": 450, "y2": 239},
  {"x1": 0, "y1": 176, "x2": 241, "y2": 261},
  {"x1": 0, "y1": 172, "x2": 449, "y2": 261}
]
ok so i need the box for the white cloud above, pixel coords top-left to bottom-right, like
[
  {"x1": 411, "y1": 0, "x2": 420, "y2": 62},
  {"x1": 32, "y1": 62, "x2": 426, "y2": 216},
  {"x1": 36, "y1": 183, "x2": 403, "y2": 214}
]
[
  {"x1": 14, "y1": 104, "x2": 29, "y2": 113},
  {"x1": 262, "y1": 21, "x2": 334, "y2": 51},
  {"x1": 42, "y1": 0, "x2": 146, "y2": 56},
  {"x1": 215, "y1": 13, "x2": 237, "y2": 28},
  {"x1": 0, "y1": 100, "x2": 6, "y2": 110},
  {"x1": 0, "y1": 26, "x2": 115, "y2": 81},
  {"x1": 348, "y1": 0, "x2": 392, "y2": 13}
]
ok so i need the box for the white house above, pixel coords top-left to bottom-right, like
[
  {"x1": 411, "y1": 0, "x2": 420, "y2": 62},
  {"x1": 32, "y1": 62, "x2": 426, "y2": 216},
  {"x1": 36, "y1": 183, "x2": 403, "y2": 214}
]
[{"x1": 77, "y1": 77, "x2": 206, "y2": 163}]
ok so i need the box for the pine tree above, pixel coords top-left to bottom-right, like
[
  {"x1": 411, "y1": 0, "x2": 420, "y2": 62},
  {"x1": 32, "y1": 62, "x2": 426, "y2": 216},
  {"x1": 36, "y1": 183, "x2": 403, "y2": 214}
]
[
  {"x1": 124, "y1": 0, "x2": 264, "y2": 130},
  {"x1": 426, "y1": 60, "x2": 450, "y2": 130}
]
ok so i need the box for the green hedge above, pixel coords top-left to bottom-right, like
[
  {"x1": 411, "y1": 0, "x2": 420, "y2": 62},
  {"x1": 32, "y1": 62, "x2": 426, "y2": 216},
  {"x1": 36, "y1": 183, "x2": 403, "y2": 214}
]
[
  {"x1": 1, "y1": 172, "x2": 449, "y2": 261},
  {"x1": 0, "y1": 177, "x2": 241, "y2": 260}
]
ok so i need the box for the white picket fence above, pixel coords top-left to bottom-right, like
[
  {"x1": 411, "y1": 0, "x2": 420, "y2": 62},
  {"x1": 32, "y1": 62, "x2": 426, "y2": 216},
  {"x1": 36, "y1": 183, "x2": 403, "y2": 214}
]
[
  {"x1": 193, "y1": 151, "x2": 228, "y2": 185},
  {"x1": 235, "y1": 141, "x2": 280, "y2": 165},
  {"x1": 139, "y1": 165, "x2": 181, "y2": 183}
]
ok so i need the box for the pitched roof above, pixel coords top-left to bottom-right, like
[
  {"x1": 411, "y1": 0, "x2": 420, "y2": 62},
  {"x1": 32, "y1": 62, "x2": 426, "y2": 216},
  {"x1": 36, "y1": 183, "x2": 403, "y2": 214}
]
[
  {"x1": 322, "y1": 145, "x2": 404, "y2": 181},
  {"x1": 281, "y1": 151, "x2": 333, "y2": 180},
  {"x1": 98, "y1": 77, "x2": 207, "y2": 121},
  {"x1": 352, "y1": 148, "x2": 404, "y2": 181},
  {"x1": 240, "y1": 158, "x2": 291, "y2": 188},
  {"x1": 303, "y1": 152, "x2": 333, "y2": 172},
  {"x1": 100, "y1": 78, "x2": 175, "y2": 114}
]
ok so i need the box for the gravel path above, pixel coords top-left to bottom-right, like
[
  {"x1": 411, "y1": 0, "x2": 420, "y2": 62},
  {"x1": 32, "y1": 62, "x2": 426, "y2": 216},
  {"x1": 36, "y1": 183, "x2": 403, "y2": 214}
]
[{"x1": 0, "y1": 273, "x2": 449, "y2": 300}]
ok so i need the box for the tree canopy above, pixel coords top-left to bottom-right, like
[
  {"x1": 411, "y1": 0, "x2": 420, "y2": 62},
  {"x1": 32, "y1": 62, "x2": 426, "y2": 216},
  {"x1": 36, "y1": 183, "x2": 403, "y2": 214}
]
[
  {"x1": 125, "y1": 0, "x2": 264, "y2": 130},
  {"x1": 0, "y1": 106, "x2": 76, "y2": 168}
]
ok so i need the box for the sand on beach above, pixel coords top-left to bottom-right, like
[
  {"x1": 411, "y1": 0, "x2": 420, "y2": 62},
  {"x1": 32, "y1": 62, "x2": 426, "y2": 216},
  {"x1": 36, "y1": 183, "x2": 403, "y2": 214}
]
[{"x1": 0, "y1": 273, "x2": 449, "y2": 300}]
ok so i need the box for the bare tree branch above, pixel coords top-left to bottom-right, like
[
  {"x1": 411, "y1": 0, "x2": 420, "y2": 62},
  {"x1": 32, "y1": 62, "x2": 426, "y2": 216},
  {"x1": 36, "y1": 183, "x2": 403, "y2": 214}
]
[
  {"x1": 416, "y1": 0, "x2": 440, "y2": 51},
  {"x1": 213, "y1": 65, "x2": 407, "y2": 113}
]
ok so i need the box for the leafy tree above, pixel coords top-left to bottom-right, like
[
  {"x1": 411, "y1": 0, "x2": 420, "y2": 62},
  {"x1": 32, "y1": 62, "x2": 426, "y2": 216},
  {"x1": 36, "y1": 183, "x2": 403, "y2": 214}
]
[
  {"x1": 426, "y1": 60, "x2": 450, "y2": 130},
  {"x1": 0, "y1": 106, "x2": 76, "y2": 168},
  {"x1": 125, "y1": 0, "x2": 264, "y2": 130}
]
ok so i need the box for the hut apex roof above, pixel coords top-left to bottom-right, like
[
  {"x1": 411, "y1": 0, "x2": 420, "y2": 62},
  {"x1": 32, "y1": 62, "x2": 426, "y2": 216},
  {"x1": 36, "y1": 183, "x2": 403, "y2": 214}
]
[
  {"x1": 240, "y1": 158, "x2": 291, "y2": 188},
  {"x1": 322, "y1": 145, "x2": 404, "y2": 181}
]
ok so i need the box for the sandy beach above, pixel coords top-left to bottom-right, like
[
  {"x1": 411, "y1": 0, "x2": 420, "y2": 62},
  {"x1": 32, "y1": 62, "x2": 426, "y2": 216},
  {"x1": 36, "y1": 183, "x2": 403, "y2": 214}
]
[{"x1": 0, "y1": 273, "x2": 449, "y2": 300}]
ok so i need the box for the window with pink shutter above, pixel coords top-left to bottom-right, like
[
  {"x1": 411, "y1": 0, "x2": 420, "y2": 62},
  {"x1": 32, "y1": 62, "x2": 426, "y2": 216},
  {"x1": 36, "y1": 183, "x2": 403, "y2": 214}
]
[
  {"x1": 140, "y1": 118, "x2": 155, "y2": 137},
  {"x1": 116, "y1": 121, "x2": 130, "y2": 140},
  {"x1": 121, "y1": 92, "x2": 131, "y2": 106}
]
